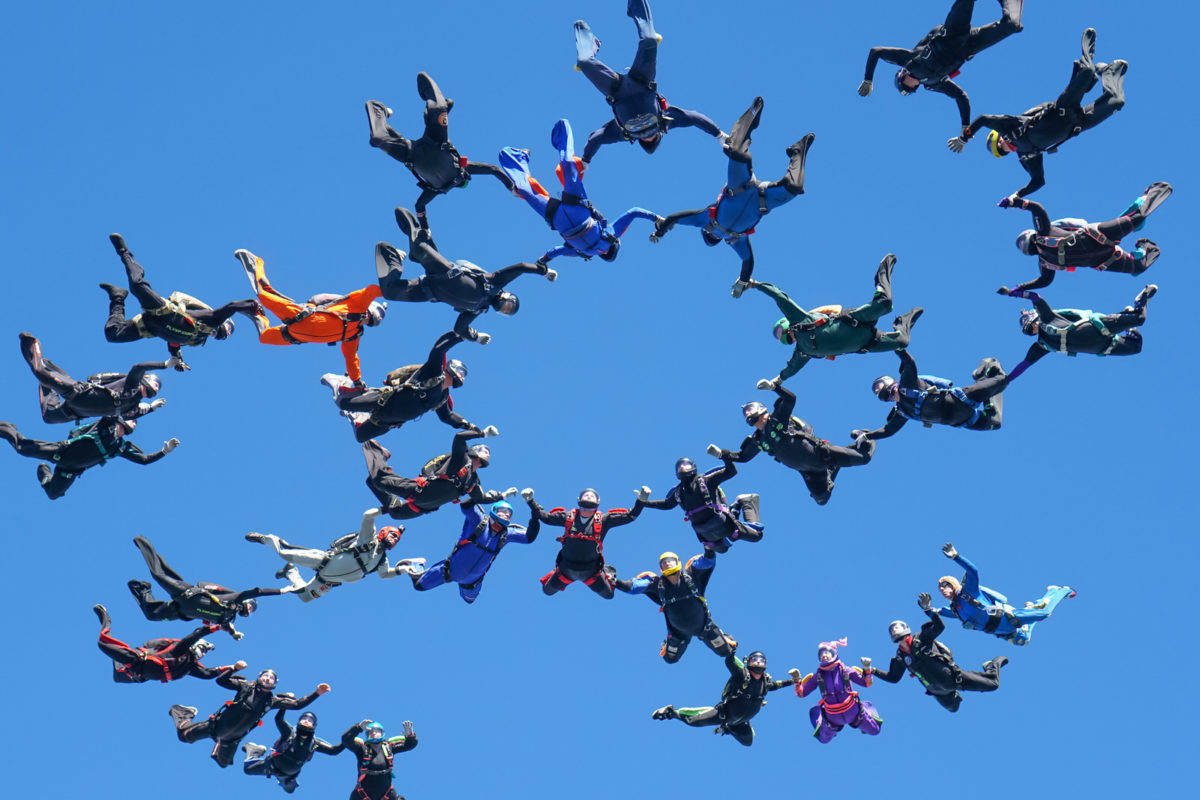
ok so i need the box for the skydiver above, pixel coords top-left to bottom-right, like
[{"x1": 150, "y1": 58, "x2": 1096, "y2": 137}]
[
  {"x1": 93, "y1": 604, "x2": 243, "y2": 684},
  {"x1": 499, "y1": 119, "x2": 661, "y2": 265},
  {"x1": 1005, "y1": 284, "x2": 1156, "y2": 381},
  {"x1": 793, "y1": 638, "x2": 882, "y2": 744},
  {"x1": 615, "y1": 550, "x2": 737, "y2": 664},
  {"x1": 363, "y1": 428, "x2": 517, "y2": 521},
  {"x1": 934, "y1": 542, "x2": 1075, "y2": 645},
  {"x1": 379, "y1": 206, "x2": 558, "y2": 343},
  {"x1": 245, "y1": 507, "x2": 425, "y2": 603},
  {"x1": 650, "y1": 97, "x2": 814, "y2": 297},
  {"x1": 573, "y1": 0, "x2": 725, "y2": 164},
  {"x1": 651, "y1": 650, "x2": 798, "y2": 746},
  {"x1": 995, "y1": 182, "x2": 1171, "y2": 294},
  {"x1": 746, "y1": 255, "x2": 923, "y2": 383},
  {"x1": 858, "y1": 0, "x2": 1025, "y2": 133},
  {"x1": 233, "y1": 249, "x2": 386, "y2": 385},
  {"x1": 169, "y1": 667, "x2": 330, "y2": 768},
  {"x1": 100, "y1": 233, "x2": 258, "y2": 370},
  {"x1": 320, "y1": 330, "x2": 479, "y2": 443},
  {"x1": 242, "y1": 710, "x2": 344, "y2": 794},
  {"x1": 128, "y1": 535, "x2": 289, "y2": 639},
  {"x1": 19, "y1": 331, "x2": 173, "y2": 424},
  {"x1": 639, "y1": 455, "x2": 762, "y2": 553},
  {"x1": 948, "y1": 29, "x2": 1128, "y2": 197},
  {"x1": 364, "y1": 71, "x2": 514, "y2": 227},
  {"x1": 407, "y1": 500, "x2": 539, "y2": 604},
  {"x1": 866, "y1": 350, "x2": 1007, "y2": 437},
  {"x1": 340, "y1": 720, "x2": 417, "y2": 800},
  {"x1": 524, "y1": 486, "x2": 646, "y2": 600},
  {"x1": 0, "y1": 416, "x2": 178, "y2": 500},
  {"x1": 870, "y1": 597, "x2": 1007, "y2": 712},
  {"x1": 708, "y1": 384, "x2": 875, "y2": 506}
]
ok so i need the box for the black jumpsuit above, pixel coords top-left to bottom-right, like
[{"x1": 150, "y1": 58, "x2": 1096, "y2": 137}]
[
  {"x1": 243, "y1": 709, "x2": 344, "y2": 793},
  {"x1": 1019, "y1": 294, "x2": 1145, "y2": 374},
  {"x1": 640, "y1": 456, "x2": 762, "y2": 551},
  {"x1": 672, "y1": 653, "x2": 792, "y2": 746},
  {"x1": 868, "y1": 351, "x2": 1006, "y2": 438},
  {"x1": 340, "y1": 723, "x2": 418, "y2": 800},
  {"x1": 616, "y1": 554, "x2": 734, "y2": 663},
  {"x1": 364, "y1": 429, "x2": 504, "y2": 520},
  {"x1": 529, "y1": 499, "x2": 645, "y2": 599},
  {"x1": 872, "y1": 611, "x2": 1003, "y2": 712}
]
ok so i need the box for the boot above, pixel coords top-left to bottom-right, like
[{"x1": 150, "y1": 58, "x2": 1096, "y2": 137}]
[
  {"x1": 1080, "y1": 28, "x2": 1097, "y2": 68},
  {"x1": 972, "y1": 357, "x2": 1004, "y2": 380},
  {"x1": 734, "y1": 493, "x2": 761, "y2": 525},
  {"x1": 873, "y1": 254, "x2": 897, "y2": 301},
  {"x1": 394, "y1": 206, "x2": 422, "y2": 242},
  {"x1": 98, "y1": 282, "x2": 128, "y2": 302},
  {"x1": 320, "y1": 372, "x2": 354, "y2": 401},
  {"x1": 169, "y1": 705, "x2": 198, "y2": 730},
  {"x1": 233, "y1": 249, "x2": 264, "y2": 294},
  {"x1": 109, "y1": 233, "x2": 131, "y2": 257},
  {"x1": 1133, "y1": 284, "x2": 1157, "y2": 310},
  {"x1": 627, "y1": 0, "x2": 657, "y2": 41},
  {"x1": 375, "y1": 242, "x2": 406, "y2": 280},
  {"x1": 0, "y1": 420, "x2": 17, "y2": 445},
  {"x1": 652, "y1": 705, "x2": 678, "y2": 721},
  {"x1": 573, "y1": 20, "x2": 601, "y2": 65},
  {"x1": 1099, "y1": 59, "x2": 1127, "y2": 105},
  {"x1": 892, "y1": 307, "x2": 924, "y2": 341},
  {"x1": 242, "y1": 742, "x2": 268, "y2": 760},
  {"x1": 779, "y1": 133, "x2": 816, "y2": 195},
  {"x1": 18, "y1": 332, "x2": 41, "y2": 368},
  {"x1": 1132, "y1": 239, "x2": 1159, "y2": 274},
  {"x1": 982, "y1": 656, "x2": 1009, "y2": 673},
  {"x1": 245, "y1": 532, "x2": 267, "y2": 544},
  {"x1": 1001, "y1": 0, "x2": 1024, "y2": 26},
  {"x1": 93, "y1": 604, "x2": 112, "y2": 630},
  {"x1": 724, "y1": 97, "x2": 764, "y2": 164}
]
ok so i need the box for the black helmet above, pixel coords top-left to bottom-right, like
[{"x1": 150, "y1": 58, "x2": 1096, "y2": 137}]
[
  {"x1": 492, "y1": 291, "x2": 520, "y2": 315},
  {"x1": 238, "y1": 598, "x2": 258, "y2": 617},
  {"x1": 467, "y1": 444, "x2": 491, "y2": 467},
  {"x1": 297, "y1": 711, "x2": 317, "y2": 731},
  {"x1": 894, "y1": 68, "x2": 917, "y2": 95},
  {"x1": 675, "y1": 457, "x2": 697, "y2": 480},
  {"x1": 745, "y1": 651, "x2": 767, "y2": 673},
  {"x1": 872, "y1": 376, "x2": 897, "y2": 402},
  {"x1": 214, "y1": 319, "x2": 235, "y2": 340},
  {"x1": 578, "y1": 488, "x2": 600, "y2": 509}
]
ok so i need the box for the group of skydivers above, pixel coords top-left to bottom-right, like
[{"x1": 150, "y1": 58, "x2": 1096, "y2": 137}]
[{"x1": 0, "y1": 0, "x2": 1171, "y2": 794}]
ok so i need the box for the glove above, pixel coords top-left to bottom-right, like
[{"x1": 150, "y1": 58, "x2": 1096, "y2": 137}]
[
  {"x1": 947, "y1": 136, "x2": 967, "y2": 154},
  {"x1": 520, "y1": 487, "x2": 535, "y2": 502},
  {"x1": 857, "y1": 79, "x2": 873, "y2": 96},
  {"x1": 359, "y1": 719, "x2": 373, "y2": 730},
  {"x1": 545, "y1": 269, "x2": 558, "y2": 283},
  {"x1": 787, "y1": 668, "x2": 802, "y2": 682},
  {"x1": 942, "y1": 542, "x2": 958, "y2": 559},
  {"x1": 917, "y1": 592, "x2": 932, "y2": 612},
  {"x1": 231, "y1": 631, "x2": 245, "y2": 641},
  {"x1": 316, "y1": 683, "x2": 331, "y2": 694},
  {"x1": 481, "y1": 425, "x2": 499, "y2": 438},
  {"x1": 706, "y1": 443, "x2": 723, "y2": 459},
  {"x1": 501, "y1": 487, "x2": 519, "y2": 498},
  {"x1": 852, "y1": 430, "x2": 869, "y2": 447},
  {"x1": 352, "y1": 379, "x2": 367, "y2": 390},
  {"x1": 860, "y1": 656, "x2": 872, "y2": 670},
  {"x1": 163, "y1": 438, "x2": 180, "y2": 454},
  {"x1": 756, "y1": 378, "x2": 778, "y2": 391},
  {"x1": 142, "y1": 398, "x2": 167, "y2": 412},
  {"x1": 997, "y1": 193, "x2": 1022, "y2": 209},
  {"x1": 996, "y1": 286, "x2": 1011, "y2": 296},
  {"x1": 172, "y1": 359, "x2": 190, "y2": 372},
  {"x1": 402, "y1": 720, "x2": 415, "y2": 737},
  {"x1": 717, "y1": 131, "x2": 729, "y2": 145},
  {"x1": 636, "y1": 486, "x2": 651, "y2": 502},
  {"x1": 164, "y1": 355, "x2": 183, "y2": 370},
  {"x1": 233, "y1": 660, "x2": 248, "y2": 670},
  {"x1": 476, "y1": 332, "x2": 492, "y2": 345}
]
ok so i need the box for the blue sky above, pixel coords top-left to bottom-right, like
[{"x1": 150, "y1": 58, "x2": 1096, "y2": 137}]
[{"x1": 1, "y1": 1, "x2": 1195, "y2": 797}]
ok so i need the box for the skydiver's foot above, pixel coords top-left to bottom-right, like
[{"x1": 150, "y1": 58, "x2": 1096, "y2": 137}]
[
  {"x1": 393, "y1": 206, "x2": 422, "y2": 241},
  {"x1": 573, "y1": 20, "x2": 602, "y2": 67},
  {"x1": 93, "y1": 604, "x2": 112, "y2": 630},
  {"x1": 1048, "y1": 584, "x2": 1077, "y2": 599},
  {"x1": 1099, "y1": 59, "x2": 1127, "y2": 101},
  {"x1": 242, "y1": 742, "x2": 268, "y2": 759},
  {"x1": 245, "y1": 532, "x2": 267, "y2": 544},
  {"x1": 1132, "y1": 239, "x2": 1159, "y2": 274},
  {"x1": 1080, "y1": 28, "x2": 1096, "y2": 62},
  {"x1": 1132, "y1": 284, "x2": 1159, "y2": 309},
  {"x1": 730, "y1": 279, "x2": 750, "y2": 299},
  {"x1": 320, "y1": 372, "x2": 355, "y2": 401},
  {"x1": 416, "y1": 71, "x2": 449, "y2": 107},
  {"x1": 972, "y1": 357, "x2": 1004, "y2": 380},
  {"x1": 375, "y1": 242, "x2": 407, "y2": 280},
  {"x1": 652, "y1": 705, "x2": 678, "y2": 721},
  {"x1": 363, "y1": 438, "x2": 392, "y2": 462},
  {"x1": 37, "y1": 463, "x2": 52, "y2": 485},
  {"x1": 169, "y1": 705, "x2": 198, "y2": 729},
  {"x1": 17, "y1": 332, "x2": 41, "y2": 366},
  {"x1": 98, "y1": 282, "x2": 128, "y2": 301},
  {"x1": 893, "y1": 307, "x2": 924, "y2": 339},
  {"x1": 724, "y1": 96, "x2": 764, "y2": 163},
  {"x1": 781, "y1": 133, "x2": 816, "y2": 195},
  {"x1": 109, "y1": 233, "x2": 130, "y2": 256},
  {"x1": 395, "y1": 558, "x2": 427, "y2": 576},
  {"x1": 233, "y1": 249, "x2": 264, "y2": 294},
  {"x1": 874, "y1": 253, "x2": 897, "y2": 298},
  {"x1": 274, "y1": 563, "x2": 296, "y2": 580},
  {"x1": 982, "y1": 656, "x2": 1009, "y2": 673}
]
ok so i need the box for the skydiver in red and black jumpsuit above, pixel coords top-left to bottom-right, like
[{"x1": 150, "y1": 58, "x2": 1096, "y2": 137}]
[{"x1": 93, "y1": 604, "x2": 241, "y2": 684}]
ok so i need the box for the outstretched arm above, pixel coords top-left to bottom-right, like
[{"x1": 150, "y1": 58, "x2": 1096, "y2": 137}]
[
  {"x1": 1015, "y1": 154, "x2": 1046, "y2": 198},
  {"x1": 771, "y1": 384, "x2": 797, "y2": 419},
  {"x1": 489, "y1": 262, "x2": 548, "y2": 289},
  {"x1": 663, "y1": 106, "x2": 722, "y2": 137},
  {"x1": 1011, "y1": 267, "x2": 1056, "y2": 293},
  {"x1": 753, "y1": 282, "x2": 810, "y2": 324},
  {"x1": 581, "y1": 121, "x2": 627, "y2": 164},
  {"x1": 926, "y1": 80, "x2": 971, "y2": 127},
  {"x1": 1002, "y1": 196, "x2": 1052, "y2": 234},
  {"x1": 864, "y1": 46, "x2": 914, "y2": 82},
  {"x1": 416, "y1": 331, "x2": 464, "y2": 382},
  {"x1": 117, "y1": 440, "x2": 171, "y2": 465},
  {"x1": 871, "y1": 656, "x2": 907, "y2": 684}
]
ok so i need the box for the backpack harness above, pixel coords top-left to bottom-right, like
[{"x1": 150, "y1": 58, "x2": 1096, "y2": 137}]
[
  {"x1": 1035, "y1": 223, "x2": 1125, "y2": 271},
  {"x1": 952, "y1": 592, "x2": 1021, "y2": 634},
  {"x1": 657, "y1": 568, "x2": 706, "y2": 614},
  {"x1": 1040, "y1": 311, "x2": 1117, "y2": 355},
  {"x1": 357, "y1": 738, "x2": 396, "y2": 782},
  {"x1": 408, "y1": 141, "x2": 470, "y2": 193},
  {"x1": 606, "y1": 74, "x2": 671, "y2": 140},
  {"x1": 704, "y1": 184, "x2": 768, "y2": 242},
  {"x1": 897, "y1": 385, "x2": 990, "y2": 429},
  {"x1": 543, "y1": 194, "x2": 616, "y2": 257},
  {"x1": 443, "y1": 517, "x2": 510, "y2": 589},
  {"x1": 132, "y1": 292, "x2": 219, "y2": 341},
  {"x1": 211, "y1": 682, "x2": 268, "y2": 728},
  {"x1": 756, "y1": 417, "x2": 835, "y2": 465},
  {"x1": 278, "y1": 294, "x2": 369, "y2": 345},
  {"x1": 681, "y1": 473, "x2": 731, "y2": 522},
  {"x1": 313, "y1": 532, "x2": 384, "y2": 586},
  {"x1": 556, "y1": 508, "x2": 606, "y2": 554}
]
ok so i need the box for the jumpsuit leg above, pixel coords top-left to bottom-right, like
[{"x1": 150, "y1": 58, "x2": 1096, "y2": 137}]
[
  {"x1": 19, "y1": 335, "x2": 78, "y2": 398},
  {"x1": 627, "y1": 30, "x2": 659, "y2": 88},
  {"x1": 964, "y1": 0, "x2": 1024, "y2": 55},
  {"x1": 102, "y1": 289, "x2": 144, "y2": 343},
  {"x1": 676, "y1": 706, "x2": 723, "y2": 729},
  {"x1": 128, "y1": 579, "x2": 175, "y2": 621},
  {"x1": 934, "y1": 691, "x2": 963, "y2": 712},
  {"x1": 458, "y1": 581, "x2": 483, "y2": 604},
  {"x1": 726, "y1": 722, "x2": 755, "y2": 746},
  {"x1": 256, "y1": 534, "x2": 330, "y2": 570},
  {"x1": 379, "y1": 275, "x2": 429, "y2": 302},
  {"x1": 574, "y1": 21, "x2": 621, "y2": 96},
  {"x1": 627, "y1": 0, "x2": 658, "y2": 46},
  {"x1": 464, "y1": 160, "x2": 514, "y2": 191},
  {"x1": 0, "y1": 422, "x2": 63, "y2": 460},
  {"x1": 177, "y1": 715, "x2": 216, "y2": 743},
  {"x1": 118, "y1": 247, "x2": 170, "y2": 313},
  {"x1": 133, "y1": 536, "x2": 194, "y2": 598},
  {"x1": 1080, "y1": 61, "x2": 1126, "y2": 132},
  {"x1": 1095, "y1": 308, "x2": 1146, "y2": 337},
  {"x1": 661, "y1": 633, "x2": 691, "y2": 663},
  {"x1": 942, "y1": 0, "x2": 977, "y2": 35},
  {"x1": 365, "y1": 100, "x2": 414, "y2": 163},
  {"x1": 1106, "y1": 330, "x2": 1143, "y2": 356},
  {"x1": 191, "y1": 300, "x2": 259, "y2": 329},
  {"x1": 957, "y1": 665, "x2": 1001, "y2": 693},
  {"x1": 42, "y1": 467, "x2": 79, "y2": 499},
  {"x1": 849, "y1": 701, "x2": 882, "y2": 736},
  {"x1": 540, "y1": 567, "x2": 571, "y2": 595},
  {"x1": 962, "y1": 368, "x2": 1008, "y2": 430},
  {"x1": 582, "y1": 564, "x2": 616, "y2": 599},
  {"x1": 1055, "y1": 58, "x2": 1098, "y2": 110},
  {"x1": 763, "y1": 133, "x2": 816, "y2": 199},
  {"x1": 413, "y1": 561, "x2": 448, "y2": 591},
  {"x1": 698, "y1": 620, "x2": 735, "y2": 657},
  {"x1": 802, "y1": 469, "x2": 837, "y2": 506},
  {"x1": 848, "y1": 254, "x2": 897, "y2": 325},
  {"x1": 724, "y1": 97, "x2": 763, "y2": 165}
]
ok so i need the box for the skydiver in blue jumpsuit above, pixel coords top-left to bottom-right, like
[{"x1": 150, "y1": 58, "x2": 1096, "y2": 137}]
[
  {"x1": 407, "y1": 500, "x2": 540, "y2": 604},
  {"x1": 651, "y1": 97, "x2": 814, "y2": 297},
  {"x1": 500, "y1": 119, "x2": 661, "y2": 266},
  {"x1": 934, "y1": 543, "x2": 1074, "y2": 646}
]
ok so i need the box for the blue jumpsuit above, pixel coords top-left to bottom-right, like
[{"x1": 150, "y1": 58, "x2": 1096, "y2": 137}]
[
  {"x1": 413, "y1": 504, "x2": 536, "y2": 603},
  {"x1": 499, "y1": 119, "x2": 659, "y2": 264},
  {"x1": 937, "y1": 552, "x2": 1073, "y2": 645}
]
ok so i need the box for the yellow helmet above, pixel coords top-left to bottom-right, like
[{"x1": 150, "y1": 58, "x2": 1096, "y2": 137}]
[
  {"x1": 659, "y1": 552, "x2": 682, "y2": 576},
  {"x1": 986, "y1": 130, "x2": 1009, "y2": 158}
]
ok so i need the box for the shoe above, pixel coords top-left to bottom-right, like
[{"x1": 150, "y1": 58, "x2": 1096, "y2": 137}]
[
  {"x1": 98, "y1": 282, "x2": 128, "y2": 301},
  {"x1": 893, "y1": 307, "x2": 924, "y2": 338},
  {"x1": 1134, "y1": 284, "x2": 1157, "y2": 309},
  {"x1": 234, "y1": 249, "x2": 263, "y2": 293},
  {"x1": 93, "y1": 604, "x2": 111, "y2": 629},
  {"x1": 109, "y1": 233, "x2": 130, "y2": 256},
  {"x1": 169, "y1": 705, "x2": 198, "y2": 729},
  {"x1": 730, "y1": 279, "x2": 750, "y2": 299},
  {"x1": 320, "y1": 372, "x2": 353, "y2": 400},
  {"x1": 982, "y1": 656, "x2": 1009, "y2": 672},
  {"x1": 651, "y1": 705, "x2": 678, "y2": 721},
  {"x1": 375, "y1": 242, "x2": 406, "y2": 280},
  {"x1": 37, "y1": 463, "x2": 52, "y2": 485},
  {"x1": 394, "y1": 206, "x2": 421, "y2": 240},
  {"x1": 274, "y1": 564, "x2": 296, "y2": 580},
  {"x1": 245, "y1": 532, "x2": 267, "y2": 544}
]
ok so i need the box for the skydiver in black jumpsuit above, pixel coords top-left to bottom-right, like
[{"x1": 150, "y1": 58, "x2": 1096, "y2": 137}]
[
  {"x1": 378, "y1": 207, "x2": 557, "y2": 343},
  {"x1": 169, "y1": 667, "x2": 329, "y2": 767},
  {"x1": 710, "y1": 384, "x2": 875, "y2": 506},
  {"x1": 340, "y1": 720, "x2": 417, "y2": 800},
  {"x1": 0, "y1": 416, "x2": 177, "y2": 499},
  {"x1": 93, "y1": 604, "x2": 241, "y2": 684},
  {"x1": 19, "y1": 331, "x2": 172, "y2": 424},
  {"x1": 128, "y1": 535, "x2": 288, "y2": 639},
  {"x1": 639, "y1": 455, "x2": 763, "y2": 553},
  {"x1": 100, "y1": 233, "x2": 259, "y2": 369},
  {"x1": 365, "y1": 72, "x2": 514, "y2": 227},
  {"x1": 866, "y1": 351, "x2": 1007, "y2": 437},
  {"x1": 524, "y1": 487, "x2": 646, "y2": 599},
  {"x1": 871, "y1": 595, "x2": 1007, "y2": 712},
  {"x1": 363, "y1": 428, "x2": 515, "y2": 521},
  {"x1": 243, "y1": 710, "x2": 344, "y2": 793},
  {"x1": 322, "y1": 330, "x2": 480, "y2": 443}
]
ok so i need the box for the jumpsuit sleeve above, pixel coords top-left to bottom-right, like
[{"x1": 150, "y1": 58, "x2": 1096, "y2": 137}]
[
  {"x1": 116, "y1": 441, "x2": 169, "y2": 465},
  {"x1": 314, "y1": 738, "x2": 345, "y2": 755},
  {"x1": 1013, "y1": 267, "x2": 1056, "y2": 293},
  {"x1": 234, "y1": 587, "x2": 288, "y2": 602},
  {"x1": 340, "y1": 337, "x2": 364, "y2": 384},
  {"x1": 453, "y1": 310, "x2": 483, "y2": 343},
  {"x1": 688, "y1": 555, "x2": 716, "y2": 594},
  {"x1": 795, "y1": 673, "x2": 819, "y2": 698},
  {"x1": 867, "y1": 408, "x2": 908, "y2": 441},
  {"x1": 272, "y1": 689, "x2": 322, "y2": 710},
  {"x1": 864, "y1": 46, "x2": 913, "y2": 80},
  {"x1": 341, "y1": 725, "x2": 365, "y2": 751},
  {"x1": 918, "y1": 612, "x2": 946, "y2": 645},
  {"x1": 393, "y1": 733, "x2": 418, "y2": 753},
  {"x1": 581, "y1": 120, "x2": 627, "y2": 164},
  {"x1": 489, "y1": 262, "x2": 547, "y2": 289},
  {"x1": 121, "y1": 361, "x2": 170, "y2": 402},
  {"x1": 767, "y1": 678, "x2": 793, "y2": 692},
  {"x1": 541, "y1": 245, "x2": 579, "y2": 264},
  {"x1": 434, "y1": 398, "x2": 474, "y2": 431},
  {"x1": 706, "y1": 458, "x2": 737, "y2": 488},
  {"x1": 217, "y1": 670, "x2": 247, "y2": 691},
  {"x1": 1032, "y1": 295, "x2": 1059, "y2": 322},
  {"x1": 846, "y1": 666, "x2": 872, "y2": 688},
  {"x1": 1016, "y1": 198, "x2": 1052, "y2": 234},
  {"x1": 1015, "y1": 154, "x2": 1046, "y2": 198},
  {"x1": 274, "y1": 709, "x2": 292, "y2": 738},
  {"x1": 602, "y1": 499, "x2": 645, "y2": 528},
  {"x1": 727, "y1": 435, "x2": 760, "y2": 464},
  {"x1": 173, "y1": 623, "x2": 218, "y2": 653},
  {"x1": 950, "y1": 553, "x2": 980, "y2": 596},
  {"x1": 528, "y1": 500, "x2": 567, "y2": 526},
  {"x1": 754, "y1": 282, "x2": 810, "y2": 324},
  {"x1": 663, "y1": 106, "x2": 722, "y2": 137},
  {"x1": 416, "y1": 331, "x2": 465, "y2": 383},
  {"x1": 188, "y1": 661, "x2": 227, "y2": 680},
  {"x1": 872, "y1": 656, "x2": 907, "y2": 684},
  {"x1": 925, "y1": 80, "x2": 971, "y2": 127},
  {"x1": 640, "y1": 488, "x2": 680, "y2": 511},
  {"x1": 779, "y1": 349, "x2": 812, "y2": 382},
  {"x1": 724, "y1": 653, "x2": 746, "y2": 680},
  {"x1": 619, "y1": 575, "x2": 654, "y2": 595},
  {"x1": 355, "y1": 510, "x2": 378, "y2": 546},
  {"x1": 772, "y1": 385, "x2": 797, "y2": 418}
]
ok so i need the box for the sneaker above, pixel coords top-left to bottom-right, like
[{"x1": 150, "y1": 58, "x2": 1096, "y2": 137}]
[{"x1": 730, "y1": 279, "x2": 750, "y2": 299}]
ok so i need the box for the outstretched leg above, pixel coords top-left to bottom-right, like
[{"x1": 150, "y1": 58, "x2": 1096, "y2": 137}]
[
  {"x1": 110, "y1": 234, "x2": 168, "y2": 312},
  {"x1": 364, "y1": 100, "x2": 414, "y2": 163},
  {"x1": 540, "y1": 566, "x2": 571, "y2": 595},
  {"x1": 133, "y1": 536, "x2": 193, "y2": 597},
  {"x1": 846, "y1": 254, "x2": 897, "y2": 325},
  {"x1": 1079, "y1": 60, "x2": 1127, "y2": 132},
  {"x1": 574, "y1": 21, "x2": 621, "y2": 96},
  {"x1": 872, "y1": 307, "x2": 924, "y2": 353},
  {"x1": 583, "y1": 564, "x2": 617, "y2": 599},
  {"x1": 764, "y1": 134, "x2": 815, "y2": 201},
  {"x1": 627, "y1": 0, "x2": 660, "y2": 86},
  {"x1": 724, "y1": 97, "x2": 763, "y2": 166},
  {"x1": 464, "y1": 160, "x2": 515, "y2": 191},
  {"x1": 964, "y1": 0, "x2": 1024, "y2": 55},
  {"x1": 942, "y1": 0, "x2": 977, "y2": 36},
  {"x1": 1055, "y1": 30, "x2": 1098, "y2": 108},
  {"x1": 0, "y1": 421, "x2": 63, "y2": 461}
]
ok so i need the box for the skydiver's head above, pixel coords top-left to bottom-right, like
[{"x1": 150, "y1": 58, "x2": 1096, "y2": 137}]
[
  {"x1": 1019, "y1": 310, "x2": 1039, "y2": 336},
  {"x1": 772, "y1": 317, "x2": 796, "y2": 345},
  {"x1": 467, "y1": 444, "x2": 491, "y2": 469},
  {"x1": 674, "y1": 457, "x2": 697, "y2": 482},
  {"x1": 297, "y1": 712, "x2": 317, "y2": 735},
  {"x1": 818, "y1": 639, "x2": 844, "y2": 665},
  {"x1": 742, "y1": 401, "x2": 769, "y2": 429},
  {"x1": 701, "y1": 229, "x2": 722, "y2": 247},
  {"x1": 577, "y1": 488, "x2": 600, "y2": 518},
  {"x1": 986, "y1": 130, "x2": 1013, "y2": 158},
  {"x1": 599, "y1": 239, "x2": 621, "y2": 263},
  {"x1": 938, "y1": 576, "x2": 961, "y2": 599},
  {"x1": 659, "y1": 552, "x2": 682, "y2": 578},
  {"x1": 872, "y1": 376, "x2": 899, "y2": 403},
  {"x1": 191, "y1": 638, "x2": 216, "y2": 660},
  {"x1": 213, "y1": 319, "x2": 235, "y2": 340},
  {"x1": 489, "y1": 500, "x2": 514, "y2": 529},
  {"x1": 443, "y1": 359, "x2": 467, "y2": 390},
  {"x1": 238, "y1": 598, "x2": 258, "y2": 617},
  {"x1": 894, "y1": 69, "x2": 920, "y2": 95},
  {"x1": 745, "y1": 651, "x2": 768, "y2": 677},
  {"x1": 140, "y1": 373, "x2": 162, "y2": 398},
  {"x1": 257, "y1": 668, "x2": 278, "y2": 690},
  {"x1": 491, "y1": 291, "x2": 520, "y2": 316},
  {"x1": 364, "y1": 721, "x2": 385, "y2": 742},
  {"x1": 636, "y1": 132, "x2": 663, "y2": 153},
  {"x1": 1016, "y1": 229, "x2": 1038, "y2": 256},
  {"x1": 365, "y1": 300, "x2": 387, "y2": 327},
  {"x1": 377, "y1": 525, "x2": 403, "y2": 550},
  {"x1": 888, "y1": 620, "x2": 912, "y2": 647}
]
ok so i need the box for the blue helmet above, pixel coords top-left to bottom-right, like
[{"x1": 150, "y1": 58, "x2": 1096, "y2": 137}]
[
  {"x1": 364, "y1": 722, "x2": 384, "y2": 742},
  {"x1": 489, "y1": 500, "x2": 514, "y2": 527}
]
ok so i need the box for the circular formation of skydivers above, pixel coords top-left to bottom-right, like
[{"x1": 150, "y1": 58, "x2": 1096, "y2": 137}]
[{"x1": 3, "y1": 0, "x2": 1170, "y2": 791}]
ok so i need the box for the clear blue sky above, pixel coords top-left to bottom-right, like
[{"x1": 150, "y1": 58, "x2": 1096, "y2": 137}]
[{"x1": 1, "y1": 1, "x2": 1194, "y2": 797}]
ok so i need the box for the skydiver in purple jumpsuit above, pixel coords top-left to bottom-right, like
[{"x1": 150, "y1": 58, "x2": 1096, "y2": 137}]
[{"x1": 793, "y1": 638, "x2": 882, "y2": 744}]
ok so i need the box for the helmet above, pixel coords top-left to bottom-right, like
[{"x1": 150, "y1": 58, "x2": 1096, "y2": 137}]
[
  {"x1": 674, "y1": 457, "x2": 697, "y2": 480},
  {"x1": 986, "y1": 130, "x2": 1010, "y2": 158},
  {"x1": 492, "y1": 291, "x2": 520, "y2": 315},
  {"x1": 214, "y1": 319, "x2": 235, "y2": 340},
  {"x1": 745, "y1": 651, "x2": 767, "y2": 673},
  {"x1": 894, "y1": 68, "x2": 918, "y2": 95},
  {"x1": 772, "y1": 317, "x2": 792, "y2": 343},
  {"x1": 598, "y1": 239, "x2": 621, "y2": 262},
  {"x1": 938, "y1": 575, "x2": 962, "y2": 594},
  {"x1": 1019, "y1": 309, "x2": 1038, "y2": 335},
  {"x1": 297, "y1": 712, "x2": 317, "y2": 731},
  {"x1": 888, "y1": 620, "x2": 911, "y2": 643},
  {"x1": 817, "y1": 637, "x2": 846, "y2": 662},
  {"x1": 366, "y1": 300, "x2": 387, "y2": 327},
  {"x1": 445, "y1": 359, "x2": 467, "y2": 388},
  {"x1": 377, "y1": 525, "x2": 403, "y2": 548},
  {"x1": 742, "y1": 401, "x2": 769, "y2": 424},
  {"x1": 467, "y1": 444, "x2": 491, "y2": 467},
  {"x1": 140, "y1": 373, "x2": 162, "y2": 396},
  {"x1": 701, "y1": 229, "x2": 722, "y2": 247},
  {"x1": 190, "y1": 638, "x2": 216, "y2": 659},
  {"x1": 238, "y1": 598, "x2": 258, "y2": 617},
  {"x1": 489, "y1": 500, "x2": 514, "y2": 527},
  {"x1": 872, "y1": 376, "x2": 897, "y2": 402},
  {"x1": 659, "y1": 551, "x2": 682, "y2": 576},
  {"x1": 364, "y1": 722, "x2": 384, "y2": 742},
  {"x1": 578, "y1": 488, "x2": 600, "y2": 509},
  {"x1": 1016, "y1": 229, "x2": 1038, "y2": 255},
  {"x1": 257, "y1": 668, "x2": 278, "y2": 688}
]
